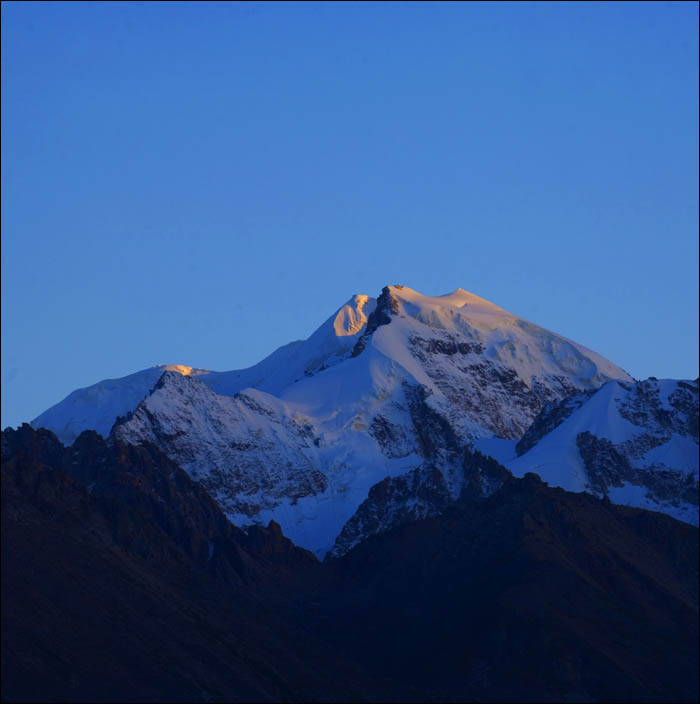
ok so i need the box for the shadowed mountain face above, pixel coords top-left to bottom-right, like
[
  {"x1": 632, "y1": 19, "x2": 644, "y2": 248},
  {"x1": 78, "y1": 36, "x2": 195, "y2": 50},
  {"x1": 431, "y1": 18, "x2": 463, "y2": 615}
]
[
  {"x1": 313, "y1": 474, "x2": 699, "y2": 702},
  {"x1": 2, "y1": 425, "x2": 698, "y2": 702},
  {"x1": 0, "y1": 425, "x2": 378, "y2": 703}
]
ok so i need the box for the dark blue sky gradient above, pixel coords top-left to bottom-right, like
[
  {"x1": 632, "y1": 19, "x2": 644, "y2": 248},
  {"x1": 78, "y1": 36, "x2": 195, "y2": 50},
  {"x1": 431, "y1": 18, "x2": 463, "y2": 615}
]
[{"x1": 2, "y1": 1, "x2": 698, "y2": 428}]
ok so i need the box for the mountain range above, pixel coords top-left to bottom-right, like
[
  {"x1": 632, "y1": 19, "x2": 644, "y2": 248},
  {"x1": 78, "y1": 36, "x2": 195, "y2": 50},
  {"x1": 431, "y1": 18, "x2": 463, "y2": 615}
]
[
  {"x1": 2, "y1": 423, "x2": 698, "y2": 702},
  {"x1": 29, "y1": 285, "x2": 698, "y2": 557},
  {"x1": 5, "y1": 283, "x2": 698, "y2": 702}
]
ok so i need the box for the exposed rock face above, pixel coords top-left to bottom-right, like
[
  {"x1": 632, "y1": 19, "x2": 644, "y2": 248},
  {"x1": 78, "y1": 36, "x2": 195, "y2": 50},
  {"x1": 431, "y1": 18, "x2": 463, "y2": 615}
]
[
  {"x1": 576, "y1": 430, "x2": 634, "y2": 496},
  {"x1": 330, "y1": 463, "x2": 453, "y2": 558},
  {"x1": 508, "y1": 378, "x2": 699, "y2": 526},
  {"x1": 350, "y1": 285, "x2": 400, "y2": 357},
  {"x1": 516, "y1": 390, "x2": 594, "y2": 455},
  {"x1": 617, "y1": 377, "x2": 699, "y2": 438},
  {"x1": 577, "y1": 431, "x2": 699, "y2": 506},
  {"x1": 111, "y1": 372, "x2": 328, "y2": 520},
  {"x1": 368, "y1": 414, "x2": 414, "y2": 458},
  {"x1": 330, "y1": 448, "x2": 510, "y2": 557},
  {"x1": 407, "y1": 338, "x2": 574, "y2": 440}
]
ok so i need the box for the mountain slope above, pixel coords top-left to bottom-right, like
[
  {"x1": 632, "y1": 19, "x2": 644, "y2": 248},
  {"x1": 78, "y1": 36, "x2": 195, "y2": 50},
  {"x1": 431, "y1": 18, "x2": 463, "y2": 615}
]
[
  {"x1": 31, "y1": 294, "x2": 377, "y2": 445},
  {"x1": 107, "y1": 286, "x2": 633, "y2": 555},
  {"x1": 0, "y1": 424, "x2": 379, "y2": 703},
  {"x1": 500, "y1": 377, "x2": 699, "y2": 526},
  {"x1": 32, "y1": 286, "x2": 630, "y2": 446},
  {"x1": 311, "y1": 471, "x2": 699, "y2": 703},
  {"x1": 3, "y1": 425, "x2": 698, "y2": 702},
  {"x1": 30, "y1": 284, "x2": 642, "y2": 556}
]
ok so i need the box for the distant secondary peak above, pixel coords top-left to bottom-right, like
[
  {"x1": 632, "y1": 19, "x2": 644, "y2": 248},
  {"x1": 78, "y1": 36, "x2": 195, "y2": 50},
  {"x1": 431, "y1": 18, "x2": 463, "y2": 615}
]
[
  {"x1": 163, "y1": 364, "x2": 195, "y2": 376},
  {"x1": 159, "y1": 364, "x2": 210, "y2": 377},
  {"x1": 150, "y1": 366, "x2": 211, "y2": 395}
]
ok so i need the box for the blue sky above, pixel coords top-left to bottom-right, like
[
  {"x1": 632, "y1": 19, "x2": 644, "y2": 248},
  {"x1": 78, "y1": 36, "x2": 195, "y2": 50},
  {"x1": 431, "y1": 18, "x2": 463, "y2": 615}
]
[{"x1": 2, "y1": 1, "x2": 698, "y2": 429}]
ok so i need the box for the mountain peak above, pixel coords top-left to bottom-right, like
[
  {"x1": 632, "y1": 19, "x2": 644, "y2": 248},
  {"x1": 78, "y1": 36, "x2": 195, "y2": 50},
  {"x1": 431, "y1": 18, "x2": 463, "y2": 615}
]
[
  {"x1": 331, "y1": 294, "x2": 376, "y2": 337},
  {"x1": 161, "y1": 364, "x2": 209, "y2": 377},
  {"x1": 382, "y1": 285, "x2": 508, "y2": 314},
  {"x1": 30, "y1": 281, "x2": 675, "y2": 558}
]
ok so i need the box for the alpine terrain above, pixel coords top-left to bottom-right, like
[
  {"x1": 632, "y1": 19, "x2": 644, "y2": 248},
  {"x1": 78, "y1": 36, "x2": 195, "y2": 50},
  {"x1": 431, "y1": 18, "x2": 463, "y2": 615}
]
[
  {"x1": 30, "y1": 285, "x2": 698, "y2": 557},
  {"x1": 2, "y1": 423, "x2": 698, "y2": 702}
]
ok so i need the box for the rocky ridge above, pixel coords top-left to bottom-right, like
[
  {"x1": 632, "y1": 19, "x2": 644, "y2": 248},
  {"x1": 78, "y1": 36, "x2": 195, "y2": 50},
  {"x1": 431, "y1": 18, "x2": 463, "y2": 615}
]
[
  {"x1": 506, "y1": 377, "x2": 699, "y2": 526},
  {"x1": 3, "y1": 424, "x2": 698, "y2": 702}
]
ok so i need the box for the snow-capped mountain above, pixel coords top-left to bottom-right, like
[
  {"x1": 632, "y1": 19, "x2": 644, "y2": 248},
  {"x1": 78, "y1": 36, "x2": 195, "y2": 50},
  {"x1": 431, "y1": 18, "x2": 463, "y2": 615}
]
[
  {"x1": 481, "y1": 377, "x2": 698, "y2": 526},
  {"x1": 30, "y1": 364, "x2": 211, "y2": 445},
  {"x1": 31, "y1": 294, "x2": 378, "y2": 446},
  {"x1": 34, "y1": 285, "x2": 691, "y2": 557}
]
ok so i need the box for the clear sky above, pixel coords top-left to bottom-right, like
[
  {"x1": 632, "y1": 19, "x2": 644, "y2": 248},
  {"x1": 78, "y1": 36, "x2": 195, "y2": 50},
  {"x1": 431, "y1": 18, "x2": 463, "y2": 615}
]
[{"x1": 2, "y1": 1, "x2": 698, "y2": 429}]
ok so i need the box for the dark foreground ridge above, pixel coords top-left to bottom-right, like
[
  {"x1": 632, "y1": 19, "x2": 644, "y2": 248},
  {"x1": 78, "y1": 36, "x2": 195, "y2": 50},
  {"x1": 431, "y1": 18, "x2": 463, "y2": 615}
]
[{"x1": 2, "y1": 425, "x2": 698, "y2": 702}]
